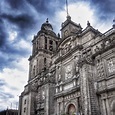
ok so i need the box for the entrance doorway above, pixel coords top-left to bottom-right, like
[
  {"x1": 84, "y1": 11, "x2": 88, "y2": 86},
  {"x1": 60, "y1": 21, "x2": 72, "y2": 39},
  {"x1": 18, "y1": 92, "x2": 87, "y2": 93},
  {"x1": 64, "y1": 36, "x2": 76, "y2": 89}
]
[{"x1": 67, "y1": 104, "x2": 76, "y2": 115}]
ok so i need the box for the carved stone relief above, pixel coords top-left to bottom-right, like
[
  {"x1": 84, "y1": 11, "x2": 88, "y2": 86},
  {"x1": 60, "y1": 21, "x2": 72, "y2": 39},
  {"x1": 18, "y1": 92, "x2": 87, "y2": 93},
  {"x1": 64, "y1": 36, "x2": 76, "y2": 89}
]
[
  {"x1": 42, "y1": 90, "x2": 45, "y2": 99},
  {"x1": 65, "y1": 65, "x2": 73, "y2": 80},
  {"x1": 107, "y1": 57, "x2": 115, "y2": 74},
  {"x1": 61, "y1": 41, "x2": 73, "y2": 55},
  {"x1": 96, "y1": 59, "x2": 105, "y2": 79},
  {"x1": 56, "y1": 66, "x2": 62, "y2": 84},
  {"x1": 78, "y1": 48, "x2": 94, "y2": 68},
  {"x1": 93, "y1": 36, "x2": 115, "y2": 56},
  {"x1": 74, "y1": 55, "x2": 80, "y2": 75},
  {"x1": 30, "y1": 81, "x2": 38, "y2": 92},
  {"x1": 57, "y1": 74, "x2": 61, "y2": 83}
]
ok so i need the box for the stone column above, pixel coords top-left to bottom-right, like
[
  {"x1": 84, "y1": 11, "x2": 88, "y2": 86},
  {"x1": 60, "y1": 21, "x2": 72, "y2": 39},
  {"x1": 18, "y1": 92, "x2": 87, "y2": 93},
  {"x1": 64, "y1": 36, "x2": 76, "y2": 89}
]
[
  {"x1": 45, "y1": 84, "x2": 49, "y2": 115},
  {"x1": 30, "y1": 92, "x2": 37, "y2": 115},
  {"x1": 80, "y1": 64, "x2": 91, "y2": 115},
  {"x1": 102, "y1": 99, "x2": 107, "y2": 115},
  {"x1": 60, "y1": 98, "x2": 64, "y2": 115},
  {"x1": 57, "y1": 102, "x2": 59, "y2": 115},
  {"x1": 57, "y1": 102, "x2": 61, "y2": 115},
  {"x1": 106, "y1": 98, "x2": 110, "y2": 115},
  {"x1": 79, "y1": 57, "x2": 101, "y2": 115}
]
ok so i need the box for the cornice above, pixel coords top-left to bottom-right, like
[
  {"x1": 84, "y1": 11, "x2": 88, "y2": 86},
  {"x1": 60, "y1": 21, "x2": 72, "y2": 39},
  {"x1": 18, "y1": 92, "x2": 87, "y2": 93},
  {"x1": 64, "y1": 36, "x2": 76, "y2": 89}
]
[
  {"x1": 28, "y1": 49, "x2": 53, "y2": 61},
  {"x1": 92, "y1": 40, "x2": 115, "y2": 59},
  {"x1": 54, "y1": 85, "x2": 80, "y2": 98},
  {"x1": 54, "y1": 45, "x2": 83, "y2": 64}
]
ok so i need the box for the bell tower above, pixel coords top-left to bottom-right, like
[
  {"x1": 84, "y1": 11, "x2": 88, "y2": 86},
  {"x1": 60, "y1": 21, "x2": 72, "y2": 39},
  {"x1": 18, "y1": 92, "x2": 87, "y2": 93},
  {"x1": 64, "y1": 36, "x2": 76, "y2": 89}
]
[
  {"x1": 18, "y1": 19, "x2": 59, "y2": 115},
  {"x1": 28, "y1": 19, "x2": 59, "y2": 81}
]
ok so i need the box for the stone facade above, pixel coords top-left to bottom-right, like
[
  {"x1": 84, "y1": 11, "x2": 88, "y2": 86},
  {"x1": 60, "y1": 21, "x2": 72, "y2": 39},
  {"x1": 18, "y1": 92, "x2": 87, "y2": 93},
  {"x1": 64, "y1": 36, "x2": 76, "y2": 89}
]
[{"x1": 18, "y1": 16, "x2": 115, "y2": 115}]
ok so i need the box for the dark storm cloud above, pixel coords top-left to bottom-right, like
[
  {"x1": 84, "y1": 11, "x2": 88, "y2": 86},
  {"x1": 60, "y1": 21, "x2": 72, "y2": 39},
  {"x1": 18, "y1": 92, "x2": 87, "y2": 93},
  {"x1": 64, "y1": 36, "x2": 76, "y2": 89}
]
[
  {"x1": 27, "y1": 0, "x2": 51, "y2": 14},
  {"x1": 0, "y1": 0, "x2": 65, "y2": 70},
  {"x1": 89, "y1": 0, "x2": 115, "y2": 20},
  {"x1": 1, "y1": 13, "x2": 34, "y2": 29},
  {"x1": 0, "y1": 19, "x2": 8, "y2": 48},
  {"x1": 7, "y1": 0, "x2": 25, "y2": 9},
  {"x1": 0, "y1": 57, "x2": 15, "y2": 70},
  {"x1": 90, "y1": 0, "x2": 115, "y2": 13},
  {"x1": 6, "y1": 0, "x2": 65, "y2": 16},
  {"x1": 0, "y1": 41, "x2": 30, "y2": 70},
  {"x1": 0, "y1": 0, "x2": 36, "y2": 70},
  {"x1": 27, "y1": 0, "x2": 65, "y2": 15},
  {"x1": 0, "y1": 15, "x2": 31, "y2": 70},
  {"x1": 0, "y1": 0, "x2": 38, "y2": 42},
  {"x1": 0, "y1": 0, "x2": 114, "y2": 71}
]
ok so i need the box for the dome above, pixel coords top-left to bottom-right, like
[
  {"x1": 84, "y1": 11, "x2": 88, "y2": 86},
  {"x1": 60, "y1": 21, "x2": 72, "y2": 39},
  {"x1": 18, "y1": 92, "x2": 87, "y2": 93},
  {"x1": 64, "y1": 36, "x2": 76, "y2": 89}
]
[{"x1": 41, "y1": 18, "x2": 53, "y2": 31}]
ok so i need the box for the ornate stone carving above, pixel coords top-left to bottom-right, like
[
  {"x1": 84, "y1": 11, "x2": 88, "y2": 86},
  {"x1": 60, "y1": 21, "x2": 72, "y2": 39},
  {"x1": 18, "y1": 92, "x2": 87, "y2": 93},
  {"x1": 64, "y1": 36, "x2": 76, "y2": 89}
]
[
  {"x1": 107, "y1": 57, "x2": 115, "y2": 73},
  {"x1": 93, "y1": 36, "x2": 115, "y2": 59},
  {"x1": 30, "y1": 82, "x2": 38, "y2": 92},
  {"x1": 61, "y1": 41, "x2": 73, "y2": 55},
  {"x1": 42, "y1": 90, "x2": 45, "y2": 99},
  {"x1": 78, "y1": 49, "x2": 94, "y2": 68},
  {"x1": 57, "y1": 74, "x2": 61, "y2": 83},
  {"x1": 74, "y1": 56, "x2": 80, "y2": 76},
  {"x1": 65, "y1": 65, "x2": 73, "y2": 80}
]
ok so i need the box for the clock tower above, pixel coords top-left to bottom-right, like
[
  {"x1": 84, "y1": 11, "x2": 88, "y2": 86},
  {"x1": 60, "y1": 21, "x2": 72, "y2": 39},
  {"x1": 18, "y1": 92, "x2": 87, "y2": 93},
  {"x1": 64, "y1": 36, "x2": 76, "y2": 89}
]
[{"x1": 61, "y1": 15, "x2": 82, "y2": 39}]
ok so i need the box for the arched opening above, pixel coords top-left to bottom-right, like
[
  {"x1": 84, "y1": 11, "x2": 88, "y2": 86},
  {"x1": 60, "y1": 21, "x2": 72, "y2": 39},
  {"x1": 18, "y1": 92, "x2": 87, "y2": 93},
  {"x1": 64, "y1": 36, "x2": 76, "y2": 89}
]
[
  {"x1": 67, "y1": 104, "x2": 76, "y2": 115},
  {"x1": 45, "y1": 37, "x2": 47, "y2": 49},
  {"x1": 44, "y1": 58, "x2": 47, "y2": 71}
]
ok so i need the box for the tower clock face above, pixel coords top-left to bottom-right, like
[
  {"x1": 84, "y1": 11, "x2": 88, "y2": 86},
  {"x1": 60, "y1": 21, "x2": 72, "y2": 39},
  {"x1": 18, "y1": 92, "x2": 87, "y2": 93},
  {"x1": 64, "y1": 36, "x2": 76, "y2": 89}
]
[{"x1": 64, "y1": 30, "x2": 68, "y2": 37}]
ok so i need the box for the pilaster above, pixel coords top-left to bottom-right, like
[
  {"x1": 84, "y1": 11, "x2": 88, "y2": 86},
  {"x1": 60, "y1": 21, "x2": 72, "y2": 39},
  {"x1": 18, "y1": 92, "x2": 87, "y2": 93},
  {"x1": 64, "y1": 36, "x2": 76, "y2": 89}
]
[
  {"x1": 80, "y1": 64, "x2": 91, "y2": 115},
  {"x1": 79, "y1": 61, "x2": 100, "y2": 115}
]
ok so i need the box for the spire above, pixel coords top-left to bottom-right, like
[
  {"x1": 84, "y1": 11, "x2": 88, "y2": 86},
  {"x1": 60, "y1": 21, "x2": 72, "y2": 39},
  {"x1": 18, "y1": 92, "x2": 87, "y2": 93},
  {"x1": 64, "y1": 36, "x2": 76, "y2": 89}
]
[
  {"x1": 66, "y1": 0, "x2": 69, "y2": 16},
  {"x1": 66, "y1": 0, "x2": 71, "y2": 20}
]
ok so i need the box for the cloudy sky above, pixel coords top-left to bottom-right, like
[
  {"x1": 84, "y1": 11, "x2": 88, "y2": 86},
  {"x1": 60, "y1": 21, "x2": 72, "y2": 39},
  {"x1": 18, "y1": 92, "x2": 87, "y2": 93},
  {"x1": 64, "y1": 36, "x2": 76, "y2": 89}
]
[{"x1": 0, "y1": 0, "x2": 115, "y2": 111}]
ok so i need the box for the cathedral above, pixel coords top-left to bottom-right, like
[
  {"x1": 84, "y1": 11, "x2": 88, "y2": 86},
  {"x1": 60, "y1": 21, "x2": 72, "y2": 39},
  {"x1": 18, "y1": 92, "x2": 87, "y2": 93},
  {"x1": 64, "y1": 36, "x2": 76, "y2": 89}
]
[{"x1": 18, "y1": 14, "x2": 115, "y2": 115}]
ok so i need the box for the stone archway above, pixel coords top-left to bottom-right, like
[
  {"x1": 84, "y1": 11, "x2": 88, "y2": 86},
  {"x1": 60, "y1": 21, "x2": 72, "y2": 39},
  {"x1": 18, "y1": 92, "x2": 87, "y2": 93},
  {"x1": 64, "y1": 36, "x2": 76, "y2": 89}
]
[{"x1": 67, "y1": 104, "x2": 76, "y2": 115}]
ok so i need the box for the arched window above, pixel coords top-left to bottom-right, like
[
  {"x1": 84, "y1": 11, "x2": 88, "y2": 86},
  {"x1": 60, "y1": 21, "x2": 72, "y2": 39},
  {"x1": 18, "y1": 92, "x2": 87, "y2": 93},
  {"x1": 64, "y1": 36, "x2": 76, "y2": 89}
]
[
  {"x1": 24, "y1": 99, "x2": 26, "y2": 104},
  {"x1": 44, "y1": 58, "x2": 47, "y2": 71},
  {"x1": 33, "y1": 66, "x2": 35, "y2": 76},
  {"x1": 45, "y1": 38, "x2": 47, "y2": 49},
  {"x1": 49, "y1": 40, "x2": 53, "y2": 51},
  {"x1": 44, "y1": 58, "x2": 47, "y2": 65},
  {"x1": 36, "y1": 40, "x2": 39, "y2": 50}
]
